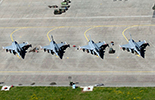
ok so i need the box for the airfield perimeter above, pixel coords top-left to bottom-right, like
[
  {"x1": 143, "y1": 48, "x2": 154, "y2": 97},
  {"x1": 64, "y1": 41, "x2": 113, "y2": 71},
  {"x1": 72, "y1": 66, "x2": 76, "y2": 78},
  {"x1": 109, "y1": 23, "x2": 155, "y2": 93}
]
[{"x1": 0, "y1": 0, "x2": 155, "y2": 87}]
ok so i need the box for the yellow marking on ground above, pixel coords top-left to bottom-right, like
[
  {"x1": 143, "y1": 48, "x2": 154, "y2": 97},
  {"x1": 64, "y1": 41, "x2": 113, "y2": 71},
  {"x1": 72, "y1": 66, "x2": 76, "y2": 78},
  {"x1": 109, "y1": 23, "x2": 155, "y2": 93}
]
[
  {"x1": 7, "y1": 24, "x2": 155, "y2": 47},
  {"x1": 122, "y1": 24, "x2": 155, "y2": 42},
  {"x1": 67, "y1": 57, "x2": 69, "y2": 59},
  {"x1": 16, "y1": 54, "x2": 21, "y2": 59},
  {"x1": 0, "y1": 24, "x2": 133, "y2": 43},
  {"x1": 84, "y1": 27, "x2": 95, "y2": 41},
  {"x1": 83, "y1": 25, "x2": 133, "y2": 42},
  {"x1": 117, "y1": 57, "x2": 119, "y2": 58},
  {"x1": 121, "y1": 24, "x2": 155, "y2": 57},
  {"x1": 10, "y1": 27, "x2": 26, "y2": 41},
  {"x1": 46, "y1": 26, "x2": 65, "y2": 42},
  {"x1": 47, "y1": 27, "x2": 59, "y2": 42}
]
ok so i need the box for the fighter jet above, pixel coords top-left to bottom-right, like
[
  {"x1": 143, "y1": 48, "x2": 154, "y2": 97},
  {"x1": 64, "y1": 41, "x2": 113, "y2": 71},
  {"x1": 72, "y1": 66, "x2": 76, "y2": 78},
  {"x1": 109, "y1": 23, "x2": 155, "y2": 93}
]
[
  {"x1": 119, "y1": 33, "x2": 149, "y2": 57},
  {"x1": 40, "y1": 35, "x2": 69, "y2": 59},
  {"x1": 2, "y1": 40, "x2": 30, "y2": 59},
  {"x1": 79, "y1": 35, "x2": 108, "y2": 59}
]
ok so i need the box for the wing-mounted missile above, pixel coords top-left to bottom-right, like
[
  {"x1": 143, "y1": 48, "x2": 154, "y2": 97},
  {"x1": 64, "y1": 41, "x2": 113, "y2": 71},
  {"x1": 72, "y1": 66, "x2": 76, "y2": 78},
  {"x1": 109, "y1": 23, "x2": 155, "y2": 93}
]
[
  {"x1": 88, "y1": 50, "x2": 91, "y2": 53},
  {"x1": 13, "y1": 50, "x2": 16, "y2": 55},
  {"x1": 131, "y1": 49, "x2": 134, "y2": 53},
  {"x1": 82, "y1": 49, "x2": 85, "y2": 52},
  {"x1": 127, "y1": 48, "x2": 129, "y2": 52},
  {"x1": 129, "y1": 49, "x2": 131, "y2": 53},
  {"x1": 10, "y1": 50, "x2": 13, "y2": 53},
  {"x1": 90, "y1": 50, "x2": 93, "y2": 54},
  {"x1": 86, "y1": 49, "x2": 89, "y2": 53},
  {"x1": 47, "y1": 49, "x2": 49, "y2": 53},
  {"x1": 49, "y1": 50, "x2": 51, "y2": 53}
]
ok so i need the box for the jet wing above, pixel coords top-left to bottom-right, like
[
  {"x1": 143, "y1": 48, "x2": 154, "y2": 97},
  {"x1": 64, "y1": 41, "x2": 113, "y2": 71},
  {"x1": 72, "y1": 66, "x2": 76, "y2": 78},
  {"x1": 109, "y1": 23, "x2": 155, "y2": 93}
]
[
  {"x1": 80, "y1": 45, "x2": 92, "y2": 50},
  {"x1": 3, "y1": 45, "x2": 14, "y2": 50},
  {"x1": 19, "y1": 42, "x2": 29, "y2": 48},
  {"x1": 57, "y1": 42, "x2": 67, "y2": 48},
  {"x1": 136, "y1": 40, "x2": 146, "y2": 46},
  {"x1": 120, "y1": 43, "x2": 132, "y2": 49},
  {"x1": 96, "y1": 41, "x2": 106, "y2": 48},
  {"x1": 41, "y1": 45, "x2": 51, "y2": 50}
]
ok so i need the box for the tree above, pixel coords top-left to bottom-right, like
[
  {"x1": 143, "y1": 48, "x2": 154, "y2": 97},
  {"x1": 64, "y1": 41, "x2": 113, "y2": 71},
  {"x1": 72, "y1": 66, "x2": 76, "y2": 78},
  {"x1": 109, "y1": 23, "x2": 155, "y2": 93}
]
[{"x1": 152, "y1": 4, "x2": 155, "y2": 10}]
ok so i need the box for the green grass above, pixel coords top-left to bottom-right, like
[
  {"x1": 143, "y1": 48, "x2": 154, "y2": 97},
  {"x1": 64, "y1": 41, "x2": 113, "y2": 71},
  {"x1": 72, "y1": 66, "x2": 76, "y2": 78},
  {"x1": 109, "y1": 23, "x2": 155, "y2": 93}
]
[{"x1": 0, "y1": 86, "x2": 155, "y2": 100}]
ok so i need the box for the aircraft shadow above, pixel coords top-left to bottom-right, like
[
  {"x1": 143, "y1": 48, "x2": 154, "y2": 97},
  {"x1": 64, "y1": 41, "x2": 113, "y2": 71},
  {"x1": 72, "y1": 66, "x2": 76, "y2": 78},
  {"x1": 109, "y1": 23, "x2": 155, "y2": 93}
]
[
  {"x1": 88, "y1": 44, "x2": 109, "y2": 59},
  {"x1": 99, "y1": 50, "x2": 105, "y2": 59},
  {"x1": 153, "y1": 10, "x2": 155, "y2": 18},
  {"x1": 100, "y1": 44, "x2": 109, "y2": 59},
  {"x1": 20, "y1": 44, "x2": 32, "y2": 59},
  {"x1": 141, "y1": 50, "x2": 146, "y2": 58},
  {"x1": 59, "y1": 44, "x2": 70, "y2": 59},
  {"x1": 140, "y1": 43, "x2": 150, "y2": 58}
]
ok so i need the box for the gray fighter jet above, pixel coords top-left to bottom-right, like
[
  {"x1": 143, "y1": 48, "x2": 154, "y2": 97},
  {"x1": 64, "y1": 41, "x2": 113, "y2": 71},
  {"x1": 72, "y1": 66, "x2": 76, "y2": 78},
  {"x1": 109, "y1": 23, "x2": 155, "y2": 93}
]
[
  {"x1": 2, "y1": 40, "x2": 30, "y2": 59},
  {"x1": 79, "y1": 36, "x2": 108, "y2": 59},
  {"x1": 40, "y1": 35, "x2": 69, "y2": 59},
  {"x1": 119, "y1": 33, "x2": 149, "y2": 57}
]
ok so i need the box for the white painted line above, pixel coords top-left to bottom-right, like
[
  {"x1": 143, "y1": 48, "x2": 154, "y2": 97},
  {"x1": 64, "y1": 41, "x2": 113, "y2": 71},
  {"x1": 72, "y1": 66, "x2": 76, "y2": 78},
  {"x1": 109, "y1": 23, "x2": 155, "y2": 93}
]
[{"x1": 0, "y1": 15, "x2": 153, "y2": 20}]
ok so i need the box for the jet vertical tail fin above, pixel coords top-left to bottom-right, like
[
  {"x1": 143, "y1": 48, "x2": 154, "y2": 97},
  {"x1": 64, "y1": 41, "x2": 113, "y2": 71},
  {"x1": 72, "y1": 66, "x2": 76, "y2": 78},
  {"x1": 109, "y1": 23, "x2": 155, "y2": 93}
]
[
  {"x1": 89, "y1": 34, "x2": 92, "y2": 40},
  {"x1": 51, "y1": 35, "x2": 54, "y2": 41},
  {"x1": 129, "y1": 33, "x2": 132, "y2": 40}
]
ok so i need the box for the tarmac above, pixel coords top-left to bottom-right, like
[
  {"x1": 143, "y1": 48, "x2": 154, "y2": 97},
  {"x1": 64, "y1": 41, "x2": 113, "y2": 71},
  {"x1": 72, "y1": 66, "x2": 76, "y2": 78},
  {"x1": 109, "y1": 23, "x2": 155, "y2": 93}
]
[{"x1": 0, "y1": 0, "x2": 155, "y2": 87}]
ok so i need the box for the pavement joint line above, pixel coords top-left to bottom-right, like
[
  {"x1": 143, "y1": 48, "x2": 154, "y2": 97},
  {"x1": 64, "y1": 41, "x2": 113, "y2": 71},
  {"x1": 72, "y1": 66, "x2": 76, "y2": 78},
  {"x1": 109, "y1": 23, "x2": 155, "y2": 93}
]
[
  {"x1": 1, "y1": 24, "x2": 155, "y2": 29},
  {"x1": 0, "y1": 15, "x2": 153, "y2": 20},
  {"x1": 1, "y1": 71, "x2": 155, "y2": 73},
  {"x1": 0, "y1": 25, "x2": 133, "y2": 29}
]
